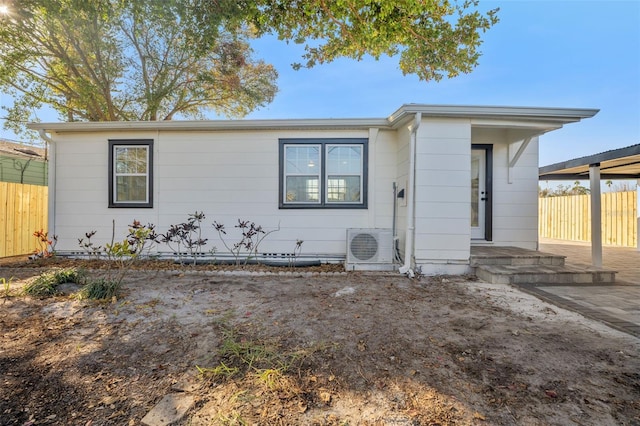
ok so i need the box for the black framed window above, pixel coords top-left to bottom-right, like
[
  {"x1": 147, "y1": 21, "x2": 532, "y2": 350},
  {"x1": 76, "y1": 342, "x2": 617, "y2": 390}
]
[
  {"x1": 279, "y1": 138, "x2": 367, "y2": 209},
  {"x1": 108, "y1": 139, "x2": 153, "y2": 208}
]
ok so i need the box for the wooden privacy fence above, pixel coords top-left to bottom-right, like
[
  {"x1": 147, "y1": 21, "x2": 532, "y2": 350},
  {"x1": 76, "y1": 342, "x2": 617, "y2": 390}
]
[
  {"x1": 539, "y1": 190, "x2": 637, "y2": 247},
  {"x1": 0, "y1": 182, "x2": 48, "y2": 257}
]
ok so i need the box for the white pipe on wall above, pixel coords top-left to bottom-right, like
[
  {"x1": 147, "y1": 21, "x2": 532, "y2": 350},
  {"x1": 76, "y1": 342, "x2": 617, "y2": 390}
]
[
  {"x1": 38, "y1": 130, "x2": 55, "y2": 240},
  {"x1": 399, "y1": 112, "x2": 421, "y2": 277}
]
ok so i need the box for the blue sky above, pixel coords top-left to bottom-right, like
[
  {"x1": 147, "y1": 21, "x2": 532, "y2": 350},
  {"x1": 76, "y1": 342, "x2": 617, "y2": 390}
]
[
  {"x1": 2, "y1": 0, "x2": 639, "y2": 168},
  {"x1": 245, "y1": 0, "x2": 640, "y2": 167}
]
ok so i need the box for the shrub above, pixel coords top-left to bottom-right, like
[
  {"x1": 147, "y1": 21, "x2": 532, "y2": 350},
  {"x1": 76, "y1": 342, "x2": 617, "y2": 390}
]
[
  {"x1": 160, "y1": 211, "x2": 208, "y2": 265},
  {"x1": 32, "y1": 230, "x2": 57, "y2": 259},
  {"x1": 213, "y1": 219, "x2": 280, "y2": 265}
]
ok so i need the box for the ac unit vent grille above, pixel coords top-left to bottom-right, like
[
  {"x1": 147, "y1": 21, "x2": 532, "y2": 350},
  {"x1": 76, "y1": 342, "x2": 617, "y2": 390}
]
[
  {"x1": 350, "y1": 233, "x2": 379, "y2": 261},
  {"x1": 346, "y1": 229, "x2": 393, "y2": 265}
]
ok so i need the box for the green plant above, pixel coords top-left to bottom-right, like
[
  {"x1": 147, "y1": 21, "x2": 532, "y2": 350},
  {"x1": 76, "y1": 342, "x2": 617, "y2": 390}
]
[
  {"x1": 32, "y1": 229, "x2": 57, "y2": 258},
  {"x1": 76, "y1": 220, "x2": 158, "y2": 300},
  {"x1": 2, "y1": 276, "x2": 15, "y2": 298},
  {"x1": 197, "y1": 325, "x2": 304, "y2": 386},
  {"x1": 196, "y1": 362, "x2": 240, "y2": 379},
  {"x1": 289, "y1": 239, "x2": 304, "y2": 268},
  {"x1": 212, "y1": 219, "x2": 280, "y2": 265},
  {"x1": 77, "y1": 230, "x2": 102, "y2": 258},
  {"x1": 103, "y1": 220, "x2": 158, "y2": 284},
  {"x1": 256, "y1": 368, "x2": 285, "y2": 390},
  {"x1": 185, "y1": 211, "x2": 208, "y2": 264},
  {"x1": 23, "y1": 268, "x2": 83, "y2": 297},
  {"x1": 160, "y1": 212, "x2": 208, "y2": 265},
  {"x1": 216, "y1": 410, "x2": 247, "y2": 425},
  {"x1": 78, "y1": 278, "x2": 121, "y2": 300}
]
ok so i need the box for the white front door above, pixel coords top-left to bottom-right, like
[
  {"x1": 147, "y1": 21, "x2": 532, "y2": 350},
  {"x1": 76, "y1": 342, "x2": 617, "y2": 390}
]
[{"x1": 471, "y1": 149, "x2": 486, "y2": 239}]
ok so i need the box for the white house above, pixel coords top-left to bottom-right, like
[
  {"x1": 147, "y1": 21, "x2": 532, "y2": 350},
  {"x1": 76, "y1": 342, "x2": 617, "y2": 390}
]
[{"x1": 29, "y1": 104, "x2": 598, "y2": 275}]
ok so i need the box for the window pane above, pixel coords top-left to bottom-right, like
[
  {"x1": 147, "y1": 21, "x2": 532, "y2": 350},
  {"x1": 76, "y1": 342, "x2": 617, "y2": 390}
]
[
  {"x1": 116, "y1": 147, "x2": 147, "y2": 174},
  {"x1": 285, "y1": 146, "x2": 319, "y2": 174},
  {"x1": 327, "y1": 176, "x2": 361, "y2": 203},
  {"x1": 116, "y1": 176, "x2": 147, "y2": 202},
  {"x1": 327, "y1": 146, "x2": 362, "y2": 174},
  {"x1": 285, "y1": 176, "x2": 319, "y2": 202}
]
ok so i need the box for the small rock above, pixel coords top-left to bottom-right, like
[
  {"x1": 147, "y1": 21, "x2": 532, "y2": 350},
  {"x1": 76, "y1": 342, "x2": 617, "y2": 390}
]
[
  {"x1": 141, "y1": 393, "x2": 194, "y2": 426},
  {"x1": 334, "y1": 287, "x2": 355, "y2": 297}
]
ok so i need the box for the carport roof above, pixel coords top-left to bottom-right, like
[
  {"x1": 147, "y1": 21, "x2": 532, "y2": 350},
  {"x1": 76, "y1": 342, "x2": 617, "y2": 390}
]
[{"x1": 539, "y1": 143, "x2": 640, "y2": 180}]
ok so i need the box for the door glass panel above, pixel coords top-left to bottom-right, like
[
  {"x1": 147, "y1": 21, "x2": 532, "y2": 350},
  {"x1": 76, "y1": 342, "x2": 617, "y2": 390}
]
[
  {"x1": 471, "y1": 149, "x2": 486, "y2": 240},
  {"x1": 471, "y1": 155, "x2": 480, "y2": 227}
]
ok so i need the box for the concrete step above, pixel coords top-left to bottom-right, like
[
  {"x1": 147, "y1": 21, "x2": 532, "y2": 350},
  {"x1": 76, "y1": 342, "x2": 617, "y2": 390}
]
[
  {"x1": 475, "y1": 264, "x2": 617, "y2": 285},
  {"x1": 470, "y1": 246, "x2": 566, "y2": 267},
  {"x1": 470, "y1": 254, "x2": 565, "y2": 267}
]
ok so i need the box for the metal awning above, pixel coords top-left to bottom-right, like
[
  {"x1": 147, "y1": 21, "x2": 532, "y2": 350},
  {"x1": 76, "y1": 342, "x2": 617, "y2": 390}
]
[
  {"x1": 539, "y1": 143, "x2": 640, "y2": 180},
  {"x1": 538, "y1": 143, "x2": 640, "y2": 267}
]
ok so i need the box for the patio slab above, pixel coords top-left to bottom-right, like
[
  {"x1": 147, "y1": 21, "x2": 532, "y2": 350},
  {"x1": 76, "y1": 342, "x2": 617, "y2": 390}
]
[{"x1": 514, "y1": 239, "x2": 640, "y2": 338}]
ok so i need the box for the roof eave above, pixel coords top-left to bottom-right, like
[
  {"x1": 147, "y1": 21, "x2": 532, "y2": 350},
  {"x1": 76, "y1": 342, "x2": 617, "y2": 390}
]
[
  {"x1": 27, "y1": 118, "x2": 392, "y2": 133},
  {"x1": 388, "y1": 104, "x2": 599, "y2": 127}
]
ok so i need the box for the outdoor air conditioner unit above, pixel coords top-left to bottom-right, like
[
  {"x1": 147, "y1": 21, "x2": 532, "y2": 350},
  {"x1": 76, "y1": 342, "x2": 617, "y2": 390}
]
[{"x1": 346, "y1": 228, "x2": 394, "y2": 270}]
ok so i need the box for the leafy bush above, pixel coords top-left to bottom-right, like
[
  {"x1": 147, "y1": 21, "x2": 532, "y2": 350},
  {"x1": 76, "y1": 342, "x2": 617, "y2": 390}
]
[
  {"x1": 160, "y1": 211, "x2": 208, "y2": 265},
  {"x1": 32, "y1": 230, "x2": 58, "y2": 258},
  {"x1": 213, "y1": 219, "x2": 280, "y2": 265},
  {"x1": 78, "y1": 220, "x2": 158, "y2": 285}
]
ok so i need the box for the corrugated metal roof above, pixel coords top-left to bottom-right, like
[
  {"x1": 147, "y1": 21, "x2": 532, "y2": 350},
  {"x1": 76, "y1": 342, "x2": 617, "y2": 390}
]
[{"x1": 539, "y1": 143, "x2": 640, "y2": 180}]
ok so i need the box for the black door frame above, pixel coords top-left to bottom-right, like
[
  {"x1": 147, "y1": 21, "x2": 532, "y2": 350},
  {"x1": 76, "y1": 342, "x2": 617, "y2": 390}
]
[{"x1": 472, "y1": 144, "x2": 493, "y2": 241}]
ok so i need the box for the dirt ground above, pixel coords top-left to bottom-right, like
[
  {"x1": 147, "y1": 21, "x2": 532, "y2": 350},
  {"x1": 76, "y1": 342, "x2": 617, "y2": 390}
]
[{"x1": 1, "y1": 258, "x2": 639, "y2": 426}]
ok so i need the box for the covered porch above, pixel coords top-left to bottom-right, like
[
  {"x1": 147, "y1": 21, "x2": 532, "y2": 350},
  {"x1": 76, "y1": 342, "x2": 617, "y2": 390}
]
[{"x1": 538, "y1": 143, "x2": 640, "y2": 267}]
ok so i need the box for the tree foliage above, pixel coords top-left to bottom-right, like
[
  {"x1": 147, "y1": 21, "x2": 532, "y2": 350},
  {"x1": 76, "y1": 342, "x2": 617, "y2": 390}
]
[
  {"x1": 0, "y1": 0, "x2": 499, "y2": 135},
  {"x1": 243, "y1": 0, "x2": 499, "y2": 81},
  {"x1": 0, "y1": 0, "x2": 278, "y2": 132},
  {"x1": 539, "y1": 181, "x2": 590, "y2": 197}
]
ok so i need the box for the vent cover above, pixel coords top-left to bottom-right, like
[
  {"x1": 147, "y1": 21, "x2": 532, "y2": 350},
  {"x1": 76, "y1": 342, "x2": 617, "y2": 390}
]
[{"x1": 346, "y1": 229, "x2": 393, "y2": 264}]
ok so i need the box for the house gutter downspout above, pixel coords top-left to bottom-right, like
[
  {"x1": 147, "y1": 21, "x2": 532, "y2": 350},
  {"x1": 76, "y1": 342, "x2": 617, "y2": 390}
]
[
  {"x1": 399, "y1": 112, "x2": 421, "y2": 278},
  {"x1": 38, "y1": 129, "x2": 55, "y2": 239}
]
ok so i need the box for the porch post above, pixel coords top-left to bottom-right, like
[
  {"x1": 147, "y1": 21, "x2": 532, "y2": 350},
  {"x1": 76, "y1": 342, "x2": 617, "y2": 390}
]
[{"x1": 589, "y1": 163, "x2": 602, "y2": 267}]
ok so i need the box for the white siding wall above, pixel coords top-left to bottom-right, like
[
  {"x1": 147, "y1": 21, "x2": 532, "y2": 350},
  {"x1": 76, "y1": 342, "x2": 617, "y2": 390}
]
[
  {"x1": 413, "y1": 119, "x2": 471, "y2": 274},
  {"x1": 50, "y1": 117, "x2": 543, "y2": 268},
  {"x1": 394, "y1": 125, "x2": 411, "y2": 258},
  {"x1": 52, "y1": 132, "x2": 160, "y2": 251},
  {"x1": 51, "y1": 128, "x2": 398, "y2": 257}
]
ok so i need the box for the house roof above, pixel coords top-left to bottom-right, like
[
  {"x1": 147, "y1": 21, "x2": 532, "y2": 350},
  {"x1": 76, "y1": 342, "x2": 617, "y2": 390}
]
[
  {"x1": 0, "y1": 139, "x2": 47, "y2": 160},
  {"x1": 27, "y1": 104, "x2": 599, "y2": 135},
  {"x1": 539, "y1": 143, "x2": 640, "y2": 180}
]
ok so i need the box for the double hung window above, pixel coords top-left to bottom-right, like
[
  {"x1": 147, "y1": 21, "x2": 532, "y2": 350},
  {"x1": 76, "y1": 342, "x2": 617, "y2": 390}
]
[
  {"x1": 108, "y1": 140, "x2": 153, "y2": 208},
  {"x1": 280, "y1": 139, "x2": 367, "y2": 208}
]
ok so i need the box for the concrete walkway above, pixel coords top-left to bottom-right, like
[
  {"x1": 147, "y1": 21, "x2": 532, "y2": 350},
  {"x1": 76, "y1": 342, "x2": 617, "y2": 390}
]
[
  {"x1": 540, "y1": 238, "x2": 640, "y2": 285},
  {"x1": 518, "y1": 239, "x2": 640, "y2": 338}
]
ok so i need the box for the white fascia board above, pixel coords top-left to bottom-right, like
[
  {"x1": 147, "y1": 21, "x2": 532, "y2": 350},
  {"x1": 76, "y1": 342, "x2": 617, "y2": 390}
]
[
  {"x1": 388, "y1": 104, "x2": 599, "y2": 127},
  {"x1": 470, "y1": 119, "x2": 564, "y2": 130},
  {"x1": 27, "y1": 117, "x2": 392, "y2": 133},
  {"x1": 27, "y1": 104, "x2": 600, "y2": 133}
]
